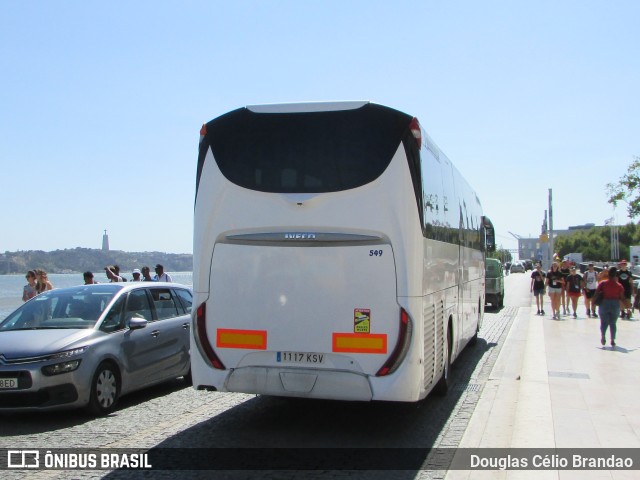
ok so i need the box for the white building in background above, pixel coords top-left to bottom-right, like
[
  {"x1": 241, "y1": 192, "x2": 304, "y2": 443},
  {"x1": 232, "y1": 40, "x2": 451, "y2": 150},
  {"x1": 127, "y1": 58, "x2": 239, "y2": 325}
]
[{"x1": 102, "y1": 230, "x2": 110, "y2": 251}]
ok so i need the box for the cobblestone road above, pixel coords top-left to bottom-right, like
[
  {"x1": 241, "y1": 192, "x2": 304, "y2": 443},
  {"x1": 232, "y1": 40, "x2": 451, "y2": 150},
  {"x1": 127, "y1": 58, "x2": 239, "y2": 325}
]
[{"x1": 1, "y1": 275, "x2": 529, "y2": 480}]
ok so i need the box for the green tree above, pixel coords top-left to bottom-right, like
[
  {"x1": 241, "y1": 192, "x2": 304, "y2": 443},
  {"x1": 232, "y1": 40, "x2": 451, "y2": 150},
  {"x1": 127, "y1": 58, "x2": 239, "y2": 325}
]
[
  {"x1": 488, "y1": 246, "x2": 512, "y2": 263},
  {"x1": 554, "y1": 223, "x2": 640, "y2": 262},
  {"x1": 607, "y1": 156, "x2": 640, "y2": 218}
]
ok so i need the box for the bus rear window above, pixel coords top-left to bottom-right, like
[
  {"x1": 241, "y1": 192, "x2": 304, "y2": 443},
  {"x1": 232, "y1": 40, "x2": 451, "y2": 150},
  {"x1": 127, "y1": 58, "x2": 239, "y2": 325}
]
[{"x1": 203, "y1": 104, "x2": 411, "y2": 193}]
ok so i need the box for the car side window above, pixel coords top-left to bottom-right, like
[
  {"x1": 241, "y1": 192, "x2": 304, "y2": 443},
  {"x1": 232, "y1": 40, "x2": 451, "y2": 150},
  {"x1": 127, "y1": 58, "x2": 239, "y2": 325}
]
[
  {"x1": 174, "y1": 289, "x2": 193, "y2": 314},
  {"x1": 125, "y1": 290, "x2": 153, "y2": 323},
  {"x1": 100, "y1": 297, "x2": 125, "y2": 333},
  {"x1": 150, "y1": 288, "x2": 180, "y2": 320}
]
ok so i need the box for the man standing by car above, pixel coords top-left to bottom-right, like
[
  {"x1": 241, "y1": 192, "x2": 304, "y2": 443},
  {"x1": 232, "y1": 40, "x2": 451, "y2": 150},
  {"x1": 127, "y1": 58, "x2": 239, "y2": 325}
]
[
  {"x1": 105, "y1": 265, "x2": 124, "y2": 282},
  {"x1": 141, "y1": 266, "x2": 154, "y2": 282},
  {"x1": 531, "y1": 264, "x2": 546, "y2": 315},
  {"x1": 154, "y1": 264, "x2": 173, "y2": 282}
]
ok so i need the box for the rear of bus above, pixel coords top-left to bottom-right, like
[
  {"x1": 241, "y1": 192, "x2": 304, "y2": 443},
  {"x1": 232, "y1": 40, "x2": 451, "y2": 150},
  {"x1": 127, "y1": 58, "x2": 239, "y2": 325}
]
[{"x1": 192, "y1": 102, "x2": 427, "y2": 401}]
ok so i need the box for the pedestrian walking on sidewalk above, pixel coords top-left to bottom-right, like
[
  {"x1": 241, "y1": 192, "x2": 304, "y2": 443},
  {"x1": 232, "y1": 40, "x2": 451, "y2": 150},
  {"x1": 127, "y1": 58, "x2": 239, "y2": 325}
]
[
  {"x1": 598, "y1": 265, "x2": 609, "y2": 283},
  {"x1": 583, "y1": 263, "x2": 598, "y2": 317},
  {"x1": 617, "y1": 260, "x2": 633, "y2": 319},
  {"x1": 546, "y1": 262, "x2": 564, "y2": 320},
  {"x1": 565, "y1": 266, "x2": 583, "y2": 318},
  {"x1": 559, "y1": 260, "x2": 571, "y2": 315},
  {"x1": 595, "y1": 266, "x2": 625, "y2": 347},
  {"x1": 530, "y1": 264, "x2": 546, "y2": 315}
]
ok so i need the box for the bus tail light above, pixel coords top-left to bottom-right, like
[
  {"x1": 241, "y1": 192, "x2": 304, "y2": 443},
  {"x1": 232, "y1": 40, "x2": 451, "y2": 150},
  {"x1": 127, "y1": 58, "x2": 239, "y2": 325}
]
[
  {"x1": 195, "y1": 302, "x2": 225, "y2": 370},
  {"x1": 199, "y1": 124, "x2": 207, "y2": 143},
  {"x1": 376, "y1": 308, "x2": 413, "y2": 377},
  {"x1": 409, "y1": 117, "x2": 422, "y2": 148}
]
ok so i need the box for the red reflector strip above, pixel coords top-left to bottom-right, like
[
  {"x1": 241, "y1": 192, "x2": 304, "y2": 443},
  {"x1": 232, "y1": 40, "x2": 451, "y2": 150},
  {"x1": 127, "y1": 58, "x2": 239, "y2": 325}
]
[
  {"x1": 217, "y1": 329, "x2": 267, "y2": 350},
  {"x1": 332, "y1": 333, "x2": 387, "y2": 354}
]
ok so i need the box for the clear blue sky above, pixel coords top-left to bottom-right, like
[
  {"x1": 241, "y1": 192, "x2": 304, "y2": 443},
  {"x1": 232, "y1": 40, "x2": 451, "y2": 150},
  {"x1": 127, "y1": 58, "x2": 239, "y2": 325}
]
[{"x1": 1, "y1": 1, "x2": 637, "y2": 255}]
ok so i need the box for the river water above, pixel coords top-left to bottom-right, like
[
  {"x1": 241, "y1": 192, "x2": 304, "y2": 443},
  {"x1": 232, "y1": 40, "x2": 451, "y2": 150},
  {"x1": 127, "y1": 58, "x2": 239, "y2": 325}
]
[{"x1": 0, "y1": 272, "x2": 193, "y2": 320}]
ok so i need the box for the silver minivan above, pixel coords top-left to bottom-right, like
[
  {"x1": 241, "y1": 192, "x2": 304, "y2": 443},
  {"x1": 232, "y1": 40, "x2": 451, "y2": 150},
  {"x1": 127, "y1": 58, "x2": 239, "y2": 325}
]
[{"x1": 0, "y1": 283, "x2": 192, "y2": 414}]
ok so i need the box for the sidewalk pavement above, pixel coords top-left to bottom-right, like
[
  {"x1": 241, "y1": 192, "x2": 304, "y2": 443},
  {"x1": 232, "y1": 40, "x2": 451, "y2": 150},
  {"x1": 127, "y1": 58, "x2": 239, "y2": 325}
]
[{"x1": 446, "y1": 296, "x2": 640, "y2": 480}]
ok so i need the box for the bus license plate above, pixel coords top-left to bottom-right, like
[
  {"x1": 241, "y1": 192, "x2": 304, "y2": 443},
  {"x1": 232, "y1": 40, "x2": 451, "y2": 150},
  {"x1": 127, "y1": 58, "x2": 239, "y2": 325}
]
[
  {"x1": 277, "y1": 352, "x2": 325, "y2": 364},
  {"x1": 0, "y1": 378, "x2": 18, "y2": 389}
]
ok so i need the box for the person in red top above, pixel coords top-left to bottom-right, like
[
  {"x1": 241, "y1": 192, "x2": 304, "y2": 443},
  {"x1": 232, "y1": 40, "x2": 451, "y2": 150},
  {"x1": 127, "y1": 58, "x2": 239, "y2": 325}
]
[{"x1": 595, "y1": 266, "x2": 625, "y2": 347}]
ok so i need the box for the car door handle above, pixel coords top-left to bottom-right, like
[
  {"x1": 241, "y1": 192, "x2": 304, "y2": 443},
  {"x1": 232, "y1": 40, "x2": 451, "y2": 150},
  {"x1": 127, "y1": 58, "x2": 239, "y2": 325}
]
[
  {"x1": 182, "y1": 323, "x2": 190, "y2": 329},
  {"x1": 151, "y1": 330, "x2": 161, "y2": 338}
]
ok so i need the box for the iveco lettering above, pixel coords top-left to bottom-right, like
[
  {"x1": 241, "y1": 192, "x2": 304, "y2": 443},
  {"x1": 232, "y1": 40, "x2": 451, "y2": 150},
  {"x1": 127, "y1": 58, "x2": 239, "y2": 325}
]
[
  {"x1": 284, "y1": 233, "x2": 316, "y2": 240},
  {"x1": 192, "y1": 101, "x2": 495, "y2": 402}
]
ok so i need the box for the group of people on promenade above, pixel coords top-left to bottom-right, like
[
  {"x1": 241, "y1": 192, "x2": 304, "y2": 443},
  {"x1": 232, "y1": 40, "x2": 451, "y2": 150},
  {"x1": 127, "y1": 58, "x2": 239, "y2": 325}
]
[
  {"x1": 530, "y1": 259, "x2": 632, "y2": 347},
  {"x1": 99, "y1": 264, "x2": 172, "y2": 283},
  {"x1": 22, "y1": 264, "x2": 173, "y2": 302}
]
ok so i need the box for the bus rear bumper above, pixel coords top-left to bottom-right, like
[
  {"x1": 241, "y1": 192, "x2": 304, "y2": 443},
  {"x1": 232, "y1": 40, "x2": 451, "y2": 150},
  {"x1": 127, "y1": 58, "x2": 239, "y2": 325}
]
[{"x1": 225, "y1": 366, "x2": 373, "y2": 401}]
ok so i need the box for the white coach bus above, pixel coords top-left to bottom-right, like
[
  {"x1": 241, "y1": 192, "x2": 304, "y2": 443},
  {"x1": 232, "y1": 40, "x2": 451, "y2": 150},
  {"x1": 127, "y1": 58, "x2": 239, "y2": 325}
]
[{"x1": 191, "y1": 101, "x2": 495, "y2": 402}]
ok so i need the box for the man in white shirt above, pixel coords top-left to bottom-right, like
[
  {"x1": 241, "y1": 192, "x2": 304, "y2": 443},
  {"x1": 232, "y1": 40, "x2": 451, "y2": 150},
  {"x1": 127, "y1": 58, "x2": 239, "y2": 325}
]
[
  {"x1": 583, "y1": 262, "x2": 599, "y2": 317},
  {"x1": 153, "y1": 264, "x2": 173, "y2": 282}
]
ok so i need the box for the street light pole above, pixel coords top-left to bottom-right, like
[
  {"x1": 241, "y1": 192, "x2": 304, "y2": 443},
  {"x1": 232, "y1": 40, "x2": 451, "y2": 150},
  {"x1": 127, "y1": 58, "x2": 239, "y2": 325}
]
[
  {"x1": 549, "y1": 189, "x2": 554, "y2": 265},
  {"x1": 605, "y1": 217, "x2": 619, "y2": 261}
]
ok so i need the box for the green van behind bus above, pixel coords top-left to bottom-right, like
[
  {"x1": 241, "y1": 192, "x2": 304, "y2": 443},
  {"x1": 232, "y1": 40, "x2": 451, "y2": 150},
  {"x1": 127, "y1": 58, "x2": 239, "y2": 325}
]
[{"x1": 485, "y1": 258, "x2": 504, "y2": 309}]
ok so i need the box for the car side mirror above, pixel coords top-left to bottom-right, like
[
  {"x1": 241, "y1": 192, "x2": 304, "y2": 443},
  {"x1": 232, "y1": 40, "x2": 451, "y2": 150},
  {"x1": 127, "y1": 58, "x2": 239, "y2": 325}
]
[{"x1": 129, "y1": 317, "x2": 148, "y2": 330}]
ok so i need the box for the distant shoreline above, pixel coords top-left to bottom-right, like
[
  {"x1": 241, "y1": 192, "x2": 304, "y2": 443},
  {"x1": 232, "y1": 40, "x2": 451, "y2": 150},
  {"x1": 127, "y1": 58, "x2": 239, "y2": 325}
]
[{"x1": 0, "y1": 248, "x2": 193, "y2": 275}]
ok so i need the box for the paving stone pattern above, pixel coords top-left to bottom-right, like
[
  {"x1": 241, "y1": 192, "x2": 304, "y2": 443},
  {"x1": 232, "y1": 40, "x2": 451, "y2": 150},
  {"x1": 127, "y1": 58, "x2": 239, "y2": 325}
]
[{"x1": 1, "y1": 307, "x2": 517, "y2": 480}]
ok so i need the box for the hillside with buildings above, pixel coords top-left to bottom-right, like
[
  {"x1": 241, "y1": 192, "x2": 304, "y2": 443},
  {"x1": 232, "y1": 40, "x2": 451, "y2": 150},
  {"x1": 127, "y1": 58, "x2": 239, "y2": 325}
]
[
  {"x1": 1, "y1": 230, "x2": 192, "y2": 275},
  {"x1": 0, "y1": 249, "x2": 192, "y2": 275}
]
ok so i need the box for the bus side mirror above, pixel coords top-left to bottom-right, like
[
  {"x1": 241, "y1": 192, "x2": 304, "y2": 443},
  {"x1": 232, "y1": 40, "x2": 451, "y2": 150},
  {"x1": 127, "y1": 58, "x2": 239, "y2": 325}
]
[{"x1": 482, "y1": 216, "x2": 496, "y2": 253}]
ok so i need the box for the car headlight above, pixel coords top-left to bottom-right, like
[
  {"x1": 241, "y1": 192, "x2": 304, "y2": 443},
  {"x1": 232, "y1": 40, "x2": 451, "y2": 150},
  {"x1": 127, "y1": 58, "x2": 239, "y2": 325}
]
[
  {"x1": 40, "y1": 346, "x2": 88, "y2": 376},
  {"x1": 47, "y1": 346, "x2": 88, "y2": 360},
  {"x1": 42, "y1": 359, "x2": 82, "y2": 376}
]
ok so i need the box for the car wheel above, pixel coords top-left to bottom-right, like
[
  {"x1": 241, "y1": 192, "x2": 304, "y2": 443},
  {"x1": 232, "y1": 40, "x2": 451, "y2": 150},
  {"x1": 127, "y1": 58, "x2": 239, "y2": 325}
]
[
  {"x1": 87, "y1": 362, "x2": 120, "y2": 416},
  {"x1": 434, "y1": 326, "x2": 451, "y2": 396}
]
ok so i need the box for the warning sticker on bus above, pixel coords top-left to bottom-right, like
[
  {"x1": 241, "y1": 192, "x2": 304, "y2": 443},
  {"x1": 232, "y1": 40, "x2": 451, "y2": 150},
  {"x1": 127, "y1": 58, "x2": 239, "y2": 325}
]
[{"x1": 354, "y1": 309, "x2": 371, "y2": 333}]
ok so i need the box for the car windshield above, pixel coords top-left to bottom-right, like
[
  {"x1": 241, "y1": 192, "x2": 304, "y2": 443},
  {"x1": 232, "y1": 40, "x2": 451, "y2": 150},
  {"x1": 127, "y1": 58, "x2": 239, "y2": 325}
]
[{"x1": 0, "y1": 285, "x2": 123, "y2": 331}]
